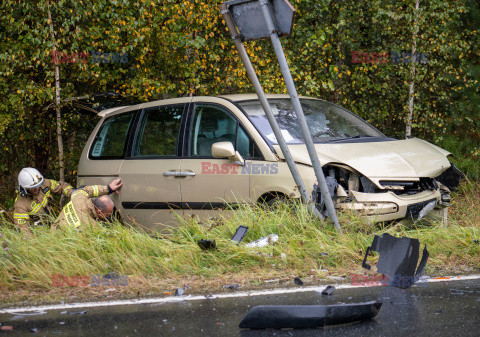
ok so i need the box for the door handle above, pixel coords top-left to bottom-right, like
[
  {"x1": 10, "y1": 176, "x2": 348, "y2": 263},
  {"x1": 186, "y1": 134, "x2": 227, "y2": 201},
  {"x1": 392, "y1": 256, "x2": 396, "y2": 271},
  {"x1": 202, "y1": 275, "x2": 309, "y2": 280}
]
[{"x1": 163, "y1": 171, "x2": 196, "y2": 177}]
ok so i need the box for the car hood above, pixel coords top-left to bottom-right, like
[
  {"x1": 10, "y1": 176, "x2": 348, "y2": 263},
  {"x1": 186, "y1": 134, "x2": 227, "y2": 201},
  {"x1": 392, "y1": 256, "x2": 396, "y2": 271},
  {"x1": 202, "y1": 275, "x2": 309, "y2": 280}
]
[{"x1": 273, "y1": 138, "x2": 451, "y2": 179}]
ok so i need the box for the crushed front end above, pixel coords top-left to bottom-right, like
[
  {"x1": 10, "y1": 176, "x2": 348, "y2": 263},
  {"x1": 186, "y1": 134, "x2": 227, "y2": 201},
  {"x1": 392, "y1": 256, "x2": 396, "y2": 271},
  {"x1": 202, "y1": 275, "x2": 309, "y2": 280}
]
[{"x1": 313, "y1": 163, "x2": 463, "y2": 223}]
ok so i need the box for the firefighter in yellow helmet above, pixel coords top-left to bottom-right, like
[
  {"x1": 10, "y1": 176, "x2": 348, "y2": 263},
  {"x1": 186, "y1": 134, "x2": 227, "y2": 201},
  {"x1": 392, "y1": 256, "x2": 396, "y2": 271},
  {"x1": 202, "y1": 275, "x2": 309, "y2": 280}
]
[
  {"x1": 54, "y1": 178, "x2": 123, "y2": 229},
  {"x1": 13, "y1": 167, "x2": 74, "y2": 232}
]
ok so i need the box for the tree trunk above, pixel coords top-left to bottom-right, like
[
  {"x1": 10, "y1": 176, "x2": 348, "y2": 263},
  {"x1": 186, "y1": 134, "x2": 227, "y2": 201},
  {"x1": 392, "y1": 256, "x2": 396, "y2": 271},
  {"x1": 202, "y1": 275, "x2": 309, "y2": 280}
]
[
  {"x1": 405, "y1": 0, "x2": 420, "y2": 138},
  {"x1": 47, "y1": 1, "x2": 64, "y2": 183},
  {"x1": 47, "y1": 1, "x2": 65, "y2": 207}
]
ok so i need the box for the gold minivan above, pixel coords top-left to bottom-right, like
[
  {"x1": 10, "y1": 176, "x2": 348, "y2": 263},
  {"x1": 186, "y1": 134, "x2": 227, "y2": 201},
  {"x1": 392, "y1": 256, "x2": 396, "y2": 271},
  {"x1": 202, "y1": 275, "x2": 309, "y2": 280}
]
[{"x1": 77, "y1": 94, "x2": 460, "y2": 230}]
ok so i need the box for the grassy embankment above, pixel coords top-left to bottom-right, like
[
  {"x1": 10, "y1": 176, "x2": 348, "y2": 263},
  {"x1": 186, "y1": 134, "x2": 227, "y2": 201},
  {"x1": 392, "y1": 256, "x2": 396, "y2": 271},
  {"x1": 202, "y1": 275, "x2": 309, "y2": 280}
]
[{"x1": 0, "y1": 180, "x2": 479, "y2": 307}]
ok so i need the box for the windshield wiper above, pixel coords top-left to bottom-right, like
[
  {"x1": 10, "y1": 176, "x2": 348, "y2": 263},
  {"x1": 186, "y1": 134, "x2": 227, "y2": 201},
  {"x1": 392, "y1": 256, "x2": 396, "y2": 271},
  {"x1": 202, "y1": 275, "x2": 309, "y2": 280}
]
[{"x1": 328, "y1": 135, "x2": 374, "y2": 143}]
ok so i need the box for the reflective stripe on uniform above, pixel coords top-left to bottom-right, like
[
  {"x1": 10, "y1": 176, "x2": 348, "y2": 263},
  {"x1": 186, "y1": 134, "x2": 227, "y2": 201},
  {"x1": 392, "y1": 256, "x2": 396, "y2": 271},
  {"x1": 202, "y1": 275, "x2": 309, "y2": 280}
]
[
  {"x1": 63, "y1": 187, "x2": 72, "y2": 196},
  {"x1": 63, "y1": 201, "x2": 82, "y2": 228},
  {"x1": 13, "y1": 213, "x2": 29, "y2": 219},
  {"x1": 29, "y1": 196, "x2": 48, "y2": 215},
  {"x1": 92, "y1": 186, "x2": 99, "y2": 197}
]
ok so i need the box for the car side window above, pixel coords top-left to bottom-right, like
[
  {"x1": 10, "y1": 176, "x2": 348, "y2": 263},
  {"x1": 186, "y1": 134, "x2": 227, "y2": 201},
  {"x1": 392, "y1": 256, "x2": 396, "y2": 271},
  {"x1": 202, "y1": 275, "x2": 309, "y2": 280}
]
[
  {"x1": 133, "y1": 104, "x2": 184, "y2": 157},
  {"x1": 189, "y1": 104, "x2": 253, "y2": 158},
  {"x1": 90, "y1": 111, "x2": 135, "y2": 159}
]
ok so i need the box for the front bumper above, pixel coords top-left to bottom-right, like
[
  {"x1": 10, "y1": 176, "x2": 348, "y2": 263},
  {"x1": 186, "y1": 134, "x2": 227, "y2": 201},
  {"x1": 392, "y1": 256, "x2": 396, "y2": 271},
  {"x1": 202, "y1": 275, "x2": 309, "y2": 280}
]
[{"x1": 336, "y1": 189, "x2": 444, "y2": 222}]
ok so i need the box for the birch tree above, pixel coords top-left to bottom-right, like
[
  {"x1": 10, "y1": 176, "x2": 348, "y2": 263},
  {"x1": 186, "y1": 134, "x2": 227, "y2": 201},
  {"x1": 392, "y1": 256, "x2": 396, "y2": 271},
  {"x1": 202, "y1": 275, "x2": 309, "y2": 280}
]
[{"x1": 405, "y1": 0, "x2": 420, "y2": 138}]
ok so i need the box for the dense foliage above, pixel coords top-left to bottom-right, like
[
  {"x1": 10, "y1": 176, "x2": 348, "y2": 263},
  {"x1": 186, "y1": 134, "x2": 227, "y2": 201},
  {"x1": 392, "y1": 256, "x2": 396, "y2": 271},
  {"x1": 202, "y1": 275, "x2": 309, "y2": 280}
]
[{"x1": 0, "y1": 0, "x2": 478, "y2": 209}]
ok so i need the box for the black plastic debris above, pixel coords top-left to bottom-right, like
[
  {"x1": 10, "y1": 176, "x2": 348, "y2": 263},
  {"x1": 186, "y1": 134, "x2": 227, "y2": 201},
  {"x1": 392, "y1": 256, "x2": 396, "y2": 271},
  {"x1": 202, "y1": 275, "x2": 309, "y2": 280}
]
[
  {"x1": 473, "y1": 240, "x2": 479, "y2": 245},
  {"x1": 362, "y1": 233, "x2": 429, "y2": 289},
  {"x1": 197, "y1": 239, "x2": 216, "y2": 251},
  {"x1": 231, "y1": 226, "x2": 249, "y2": 243},
  {"x1": 68, "y1": 310, "x2": 87, "y2": 315},
  {"x1": 224, "y1": 284, "x2": 239, "y2": 291},
  {"x1": 293, "y1": 277, "x2": 304, "y2": 286},
  {"x1": 239, "y1": 301, "x2": 382, "y2": 329},
  {"x1": 436, "y1": 163, "x2": 464, "y2": 191},
  {"x1": 321, "y1": 285, "x2": 335, "y2": 295}
]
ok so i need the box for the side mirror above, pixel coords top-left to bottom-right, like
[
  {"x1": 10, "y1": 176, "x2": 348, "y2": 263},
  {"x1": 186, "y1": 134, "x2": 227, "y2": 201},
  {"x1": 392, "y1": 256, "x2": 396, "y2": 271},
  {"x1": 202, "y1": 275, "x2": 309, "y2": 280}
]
[{"x1": 211, "y1": 142, "x2": 245, "y2": 166}]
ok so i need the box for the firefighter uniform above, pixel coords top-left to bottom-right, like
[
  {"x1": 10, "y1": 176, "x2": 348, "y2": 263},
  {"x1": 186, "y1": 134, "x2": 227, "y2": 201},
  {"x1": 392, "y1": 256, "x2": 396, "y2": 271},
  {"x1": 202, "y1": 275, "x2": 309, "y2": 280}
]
[
  {"x1": 54, "y1": 185, "x2": 110, "y2": 228},
  {"x1": 13, "y1": 179, "x2": 74, "y2": 230}
]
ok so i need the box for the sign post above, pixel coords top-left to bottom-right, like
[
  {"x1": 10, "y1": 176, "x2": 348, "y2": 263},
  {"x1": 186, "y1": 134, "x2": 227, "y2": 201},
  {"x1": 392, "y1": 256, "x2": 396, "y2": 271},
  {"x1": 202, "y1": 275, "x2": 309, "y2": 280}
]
[{"x1": 220, "y1": 0, "x2": 342, "y2": 232}]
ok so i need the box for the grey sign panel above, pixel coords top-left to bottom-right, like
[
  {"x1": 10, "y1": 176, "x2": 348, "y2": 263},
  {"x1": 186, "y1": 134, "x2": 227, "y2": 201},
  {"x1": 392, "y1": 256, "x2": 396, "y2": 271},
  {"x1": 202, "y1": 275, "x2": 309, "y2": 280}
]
[{"x1": 224, "y1": 0, "x2": 295, "y2": 41}]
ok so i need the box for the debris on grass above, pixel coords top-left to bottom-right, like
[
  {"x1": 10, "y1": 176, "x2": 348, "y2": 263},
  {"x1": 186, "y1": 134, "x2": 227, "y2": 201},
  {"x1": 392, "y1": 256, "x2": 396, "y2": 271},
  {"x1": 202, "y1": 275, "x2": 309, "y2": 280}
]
[
  {"x1": 245, "y1": 234, "x2": 278, "y2": 248},
  {"x1": 293, "y1": 277, "x2": 304, "y2": 286},
  {"x1": 231, "y1": 226, "x2": 248, "y2": 244},
  {"x1": 197, "y1": 239, "x2": 216, "y2": 251},
  {"x1": 224, "y1": 284, "x2": 239, "y2": 291}
]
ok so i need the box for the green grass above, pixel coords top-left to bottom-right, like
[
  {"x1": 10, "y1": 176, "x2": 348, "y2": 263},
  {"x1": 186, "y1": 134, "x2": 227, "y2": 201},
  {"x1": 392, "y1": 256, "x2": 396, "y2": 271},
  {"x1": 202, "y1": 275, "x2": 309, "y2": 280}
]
[{"x1": 0, "y1": 181, "x2": 479, "y2": 305}]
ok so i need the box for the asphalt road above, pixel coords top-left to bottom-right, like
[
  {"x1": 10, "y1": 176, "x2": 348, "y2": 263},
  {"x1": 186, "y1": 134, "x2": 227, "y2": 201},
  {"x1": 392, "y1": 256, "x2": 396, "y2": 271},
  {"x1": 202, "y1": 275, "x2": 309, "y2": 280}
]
[{"x1": 1, "y1": 278, "x2": 479, "y2": 336}]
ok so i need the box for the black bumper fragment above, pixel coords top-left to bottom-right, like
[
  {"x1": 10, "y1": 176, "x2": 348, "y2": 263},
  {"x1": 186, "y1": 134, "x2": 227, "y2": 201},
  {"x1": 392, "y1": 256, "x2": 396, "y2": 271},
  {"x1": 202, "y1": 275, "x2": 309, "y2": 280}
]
[{"x1": 239, "y1": 301, "x2": 382, "y2": 329}]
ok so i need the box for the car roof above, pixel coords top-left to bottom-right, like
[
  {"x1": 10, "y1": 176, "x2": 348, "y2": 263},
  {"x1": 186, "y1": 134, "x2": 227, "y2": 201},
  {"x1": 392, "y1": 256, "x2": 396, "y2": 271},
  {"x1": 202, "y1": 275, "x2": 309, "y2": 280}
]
[
  {"x1": 99, "y1": 94, "x2": 307, "y2": 117},
  {"x1": 217, "y1": 93, "x2": 292, "y2": 102},
  {"x1": 97, "y1": 106, "x2": 128, "y2": 117}
]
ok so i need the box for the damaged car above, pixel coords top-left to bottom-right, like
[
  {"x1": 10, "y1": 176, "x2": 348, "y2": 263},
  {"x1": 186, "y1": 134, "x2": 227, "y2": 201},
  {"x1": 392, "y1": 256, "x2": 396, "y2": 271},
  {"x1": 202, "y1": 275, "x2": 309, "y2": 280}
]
[{"x1": 77, "y1": 94, "x2": 462, "y2": 229}]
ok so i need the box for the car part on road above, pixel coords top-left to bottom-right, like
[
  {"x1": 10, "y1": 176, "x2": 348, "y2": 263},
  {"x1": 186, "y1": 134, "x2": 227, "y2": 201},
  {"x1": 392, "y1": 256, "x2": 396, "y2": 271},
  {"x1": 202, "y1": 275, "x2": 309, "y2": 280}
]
[
  {"x1": 362, "y1": 233, "x2": 429, "y2": 289},
  {"x1": 231, "y1": 226, "x2": 249, "y2": 243},
  {"x1": 239, "y1": 301, "x2": 382, "y2": 329},
  {"x1": 321, "y1": 285, "x2": 335, "y2": 295}
]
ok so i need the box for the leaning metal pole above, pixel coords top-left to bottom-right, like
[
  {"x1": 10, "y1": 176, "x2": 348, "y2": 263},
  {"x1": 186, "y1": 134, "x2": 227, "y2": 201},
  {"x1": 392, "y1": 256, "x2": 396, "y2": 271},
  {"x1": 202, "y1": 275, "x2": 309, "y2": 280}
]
[
  {"x1": 258, "y1": 0, "x2": 342, "y2": 232},
  {"x1": 221, "y1": 4, "x2": 317, "y2": 212}
]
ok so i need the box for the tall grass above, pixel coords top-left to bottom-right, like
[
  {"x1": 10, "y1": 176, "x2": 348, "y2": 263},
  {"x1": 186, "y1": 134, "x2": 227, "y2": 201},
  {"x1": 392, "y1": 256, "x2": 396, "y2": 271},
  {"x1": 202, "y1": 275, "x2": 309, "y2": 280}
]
[{"x1": 0, "y1": 181, "x2": 479, "y2": 295}]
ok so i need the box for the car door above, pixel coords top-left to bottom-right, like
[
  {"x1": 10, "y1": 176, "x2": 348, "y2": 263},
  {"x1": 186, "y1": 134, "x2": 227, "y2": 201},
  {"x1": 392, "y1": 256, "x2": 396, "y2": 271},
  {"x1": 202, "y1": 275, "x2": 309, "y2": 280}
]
[
  {"x1": 180, "y1": 101, "x2": 254, "y2": 220},
  {"x1": 118, "y1": 102, "x2": 187, "y2": 231}
]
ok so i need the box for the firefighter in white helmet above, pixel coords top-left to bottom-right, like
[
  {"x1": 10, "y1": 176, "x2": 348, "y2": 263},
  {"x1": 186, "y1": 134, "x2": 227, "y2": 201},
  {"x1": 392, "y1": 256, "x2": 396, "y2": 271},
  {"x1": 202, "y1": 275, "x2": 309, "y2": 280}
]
[{"x1": 13, "y1": 167, "x2": 74, "y2": 232}]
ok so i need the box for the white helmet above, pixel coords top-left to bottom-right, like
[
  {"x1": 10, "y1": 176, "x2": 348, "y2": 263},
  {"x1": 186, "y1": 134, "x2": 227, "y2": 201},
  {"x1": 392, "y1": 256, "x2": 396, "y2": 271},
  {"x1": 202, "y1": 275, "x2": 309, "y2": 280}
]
[{"x1": 18, "y1": 167, "x2": 44, "y2": 189}]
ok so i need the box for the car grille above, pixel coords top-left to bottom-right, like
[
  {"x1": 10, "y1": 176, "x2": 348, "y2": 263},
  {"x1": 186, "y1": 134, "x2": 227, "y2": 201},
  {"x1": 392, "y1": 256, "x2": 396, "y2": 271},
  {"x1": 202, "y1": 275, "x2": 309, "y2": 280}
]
[{"x1": 380, "y1": 178, "x2": 438, "y2": 195}]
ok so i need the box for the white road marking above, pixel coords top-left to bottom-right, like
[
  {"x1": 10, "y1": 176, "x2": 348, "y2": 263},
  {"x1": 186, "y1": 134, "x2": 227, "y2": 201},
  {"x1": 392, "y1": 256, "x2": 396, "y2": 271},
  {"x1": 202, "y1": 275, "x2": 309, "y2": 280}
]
[{"x1": 1, "y1": 274, "x2": 479, "y2": 314}]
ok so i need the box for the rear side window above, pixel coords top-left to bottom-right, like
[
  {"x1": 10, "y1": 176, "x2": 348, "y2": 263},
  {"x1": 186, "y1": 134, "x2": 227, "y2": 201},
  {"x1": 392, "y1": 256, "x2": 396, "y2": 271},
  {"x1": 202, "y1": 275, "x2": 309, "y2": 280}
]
[
  {"x1": 90, "y1": 112, "x2": 135, "y2": 159},
  {"x1": 132, "y1": 104, "x2": 184, "y2": 157}
]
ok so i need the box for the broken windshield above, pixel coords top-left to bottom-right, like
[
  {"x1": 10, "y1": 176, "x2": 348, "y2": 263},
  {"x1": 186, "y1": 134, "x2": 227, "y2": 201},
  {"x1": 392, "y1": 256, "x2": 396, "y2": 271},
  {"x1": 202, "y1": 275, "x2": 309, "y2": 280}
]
[{"x1": 237, "y1": 98, "x2": 384, "y2": 144}]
